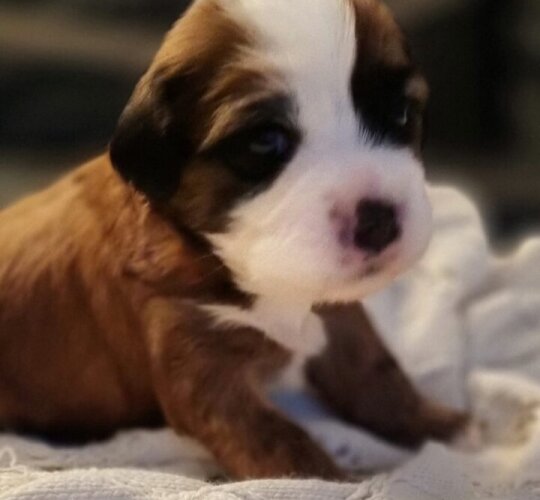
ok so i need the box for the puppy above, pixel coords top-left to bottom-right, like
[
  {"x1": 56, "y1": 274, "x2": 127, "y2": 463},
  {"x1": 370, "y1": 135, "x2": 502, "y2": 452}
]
[{"x1": 0, "y1": 0, "x2": 466, "y2": 479}]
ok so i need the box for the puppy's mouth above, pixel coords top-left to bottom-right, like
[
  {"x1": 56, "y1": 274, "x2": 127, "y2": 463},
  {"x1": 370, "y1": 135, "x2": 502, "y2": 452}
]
[
  {"x1": 343, "y1": 246, "x2": 402, "y2": 282},
  {"x1": 363, "y1": 260, "x2": 383, "y2": 277}
]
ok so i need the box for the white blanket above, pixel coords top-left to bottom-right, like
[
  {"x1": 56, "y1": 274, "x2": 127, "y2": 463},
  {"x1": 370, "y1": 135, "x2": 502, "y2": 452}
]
[{"x1": 2, "y1": 185, "x2": 540, "y2": 499}]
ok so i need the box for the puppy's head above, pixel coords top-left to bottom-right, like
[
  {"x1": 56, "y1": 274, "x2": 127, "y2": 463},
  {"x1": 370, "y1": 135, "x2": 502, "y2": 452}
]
[{"x1": 110, "y1": 0, "x2": 432, "y2": 304}]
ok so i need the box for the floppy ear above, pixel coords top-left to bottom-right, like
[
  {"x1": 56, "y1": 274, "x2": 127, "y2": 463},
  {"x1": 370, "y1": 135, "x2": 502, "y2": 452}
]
[{"x1": 109, "y1": 73, "x2": 194, "y2": 201}]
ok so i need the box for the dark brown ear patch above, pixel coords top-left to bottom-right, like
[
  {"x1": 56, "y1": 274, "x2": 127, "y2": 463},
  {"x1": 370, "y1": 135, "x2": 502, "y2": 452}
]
[{"x1": 109, "y1": 74, "x2": 195, "y2": 201}]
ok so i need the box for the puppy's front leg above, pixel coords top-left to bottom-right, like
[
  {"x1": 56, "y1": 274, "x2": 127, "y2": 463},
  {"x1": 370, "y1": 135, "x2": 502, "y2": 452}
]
[
  {"x1": 146, "y1": 299, "x2": 344, "y2": 480},
  {"x1": 309, "y1": 303, "x2": 467, "y2": 448}
]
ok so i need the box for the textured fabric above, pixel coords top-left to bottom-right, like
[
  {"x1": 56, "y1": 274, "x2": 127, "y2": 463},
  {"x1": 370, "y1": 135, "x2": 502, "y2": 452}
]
[{"x1": 2, "y1": 185, "x2": 540, "y2": 499}]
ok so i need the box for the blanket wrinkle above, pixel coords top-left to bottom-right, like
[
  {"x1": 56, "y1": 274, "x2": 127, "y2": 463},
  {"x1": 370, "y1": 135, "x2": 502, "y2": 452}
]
[{"x1": 2, "y1": 184, "x2": 540, "y2": 499}]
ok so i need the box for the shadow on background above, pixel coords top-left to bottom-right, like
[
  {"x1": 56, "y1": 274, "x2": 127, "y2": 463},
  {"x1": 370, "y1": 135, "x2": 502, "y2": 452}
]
[{"x1": 0, "y1": 0, "x2": 538, "y2": 248}]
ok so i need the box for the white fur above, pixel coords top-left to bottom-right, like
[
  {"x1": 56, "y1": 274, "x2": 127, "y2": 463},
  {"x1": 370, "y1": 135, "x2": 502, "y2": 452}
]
[{"x1": 205, "y1": 0, "x2": 432, "y2": 351}]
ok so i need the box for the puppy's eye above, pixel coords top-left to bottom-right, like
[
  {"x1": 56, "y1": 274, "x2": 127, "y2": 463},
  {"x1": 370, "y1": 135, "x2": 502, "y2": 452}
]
[
  {"x1": 394, "y1": 102, "x2": 411, "y2": 127},
  {"x1": 391, "y1": 99, "x2": 421, "y2": 130},
  {"x1": 219, "y1": 124, "x2": 297, "y2": 182},
  {"x1": 247, "y1": 126, "x2": 292, "y2": 160}
]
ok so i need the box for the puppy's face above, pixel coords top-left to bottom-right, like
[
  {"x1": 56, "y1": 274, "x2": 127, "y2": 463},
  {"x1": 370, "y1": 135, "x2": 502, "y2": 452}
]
[{"x1": 111, "y1": 0, "x2": 431, "y2": 304}]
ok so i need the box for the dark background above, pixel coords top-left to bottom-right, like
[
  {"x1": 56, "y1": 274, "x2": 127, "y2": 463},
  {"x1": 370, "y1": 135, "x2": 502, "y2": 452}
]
[{"x1": 1, "y1": 0, "x2": 538, "y2": 247}]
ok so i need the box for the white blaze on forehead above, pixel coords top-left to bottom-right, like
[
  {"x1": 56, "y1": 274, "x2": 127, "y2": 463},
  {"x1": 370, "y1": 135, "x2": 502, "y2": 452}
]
[{"x1": 227, "y1": 0, "x2": 359, "y2": 143}]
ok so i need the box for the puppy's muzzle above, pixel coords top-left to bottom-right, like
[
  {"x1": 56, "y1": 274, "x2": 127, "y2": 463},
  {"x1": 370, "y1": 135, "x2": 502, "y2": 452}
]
[{"x1": 354, "y1": 200, "x2": 400, "y2": 254}]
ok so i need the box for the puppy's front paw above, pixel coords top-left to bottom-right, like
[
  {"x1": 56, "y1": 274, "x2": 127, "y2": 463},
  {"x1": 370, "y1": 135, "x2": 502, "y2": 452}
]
[
  {"x1": 451, "y1": 418, "x2": 484, "y2": 452},
  {"x1": 415, "y1": 401, "x2": 470, "y2": 445}
]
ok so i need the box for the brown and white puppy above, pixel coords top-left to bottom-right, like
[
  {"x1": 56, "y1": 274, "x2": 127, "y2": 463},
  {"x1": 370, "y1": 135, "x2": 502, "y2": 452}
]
[{"x1": 0, "y1": 0, "x2": 465, "y2": 480}]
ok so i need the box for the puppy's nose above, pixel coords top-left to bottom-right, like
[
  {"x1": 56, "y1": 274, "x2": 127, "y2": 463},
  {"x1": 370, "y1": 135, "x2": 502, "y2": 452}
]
[{"x1": 354, "y1": 200, "x2": 400, "y2": 254}]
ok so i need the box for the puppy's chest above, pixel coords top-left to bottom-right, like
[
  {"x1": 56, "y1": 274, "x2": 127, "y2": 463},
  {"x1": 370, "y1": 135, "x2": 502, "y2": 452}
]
[{"x1": 204, "y1": 298, "x2": 328, "y2": 358}]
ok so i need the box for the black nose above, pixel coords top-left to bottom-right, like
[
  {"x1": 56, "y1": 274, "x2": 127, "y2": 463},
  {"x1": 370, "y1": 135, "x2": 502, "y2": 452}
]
[{"x1": 354, "y1": 200, "x2": 400, "y2": 254}]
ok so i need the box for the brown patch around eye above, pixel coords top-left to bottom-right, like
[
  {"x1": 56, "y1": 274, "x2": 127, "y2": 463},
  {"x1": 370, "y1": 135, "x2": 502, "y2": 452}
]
[
  {"x1": 348, "y1": 0, "x2": 429, "y2": 148},
  {"x1": 201, "y1": 93, "x2": 296, "y2": 152},
  {"x1": 111, "y1": 0, "x2": 297, "y2": 234}
]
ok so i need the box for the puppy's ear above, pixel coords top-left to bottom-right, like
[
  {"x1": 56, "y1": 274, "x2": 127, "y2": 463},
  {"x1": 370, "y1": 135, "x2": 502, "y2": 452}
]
[{"x1": 109, "y1": 72, "x2": 194, "y2": 201}]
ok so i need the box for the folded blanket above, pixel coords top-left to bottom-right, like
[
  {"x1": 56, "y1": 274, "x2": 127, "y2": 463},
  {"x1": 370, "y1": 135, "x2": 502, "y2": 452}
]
[{"x1": 1, "y1": 185, "x2": 540, "y2": 499}]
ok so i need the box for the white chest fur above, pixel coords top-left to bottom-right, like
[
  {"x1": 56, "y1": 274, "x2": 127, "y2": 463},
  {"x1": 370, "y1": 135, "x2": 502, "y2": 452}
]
[{"x1": 202, "y1": 298, "x2": 328, "y2": 357}]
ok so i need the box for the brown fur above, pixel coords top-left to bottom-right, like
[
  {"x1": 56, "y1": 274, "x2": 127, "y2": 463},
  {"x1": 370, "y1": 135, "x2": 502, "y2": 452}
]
[
  {"x1": 0, "y1": 0, "x2": 466, "y2": 480},
  {"x1": 351, "y1": 0, "x2": 409, "y2": 67}
]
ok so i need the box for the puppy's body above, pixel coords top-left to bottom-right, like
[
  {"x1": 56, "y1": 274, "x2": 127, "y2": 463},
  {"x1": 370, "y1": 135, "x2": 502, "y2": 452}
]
[{"x1": 0, "y1": 0, "x2": 466, "y2": 479}]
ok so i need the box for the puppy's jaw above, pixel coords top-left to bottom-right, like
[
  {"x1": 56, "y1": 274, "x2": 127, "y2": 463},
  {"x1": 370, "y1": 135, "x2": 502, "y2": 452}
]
[{"x1": 207, "y1": 0, "x2": 432, "y2": 305}]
